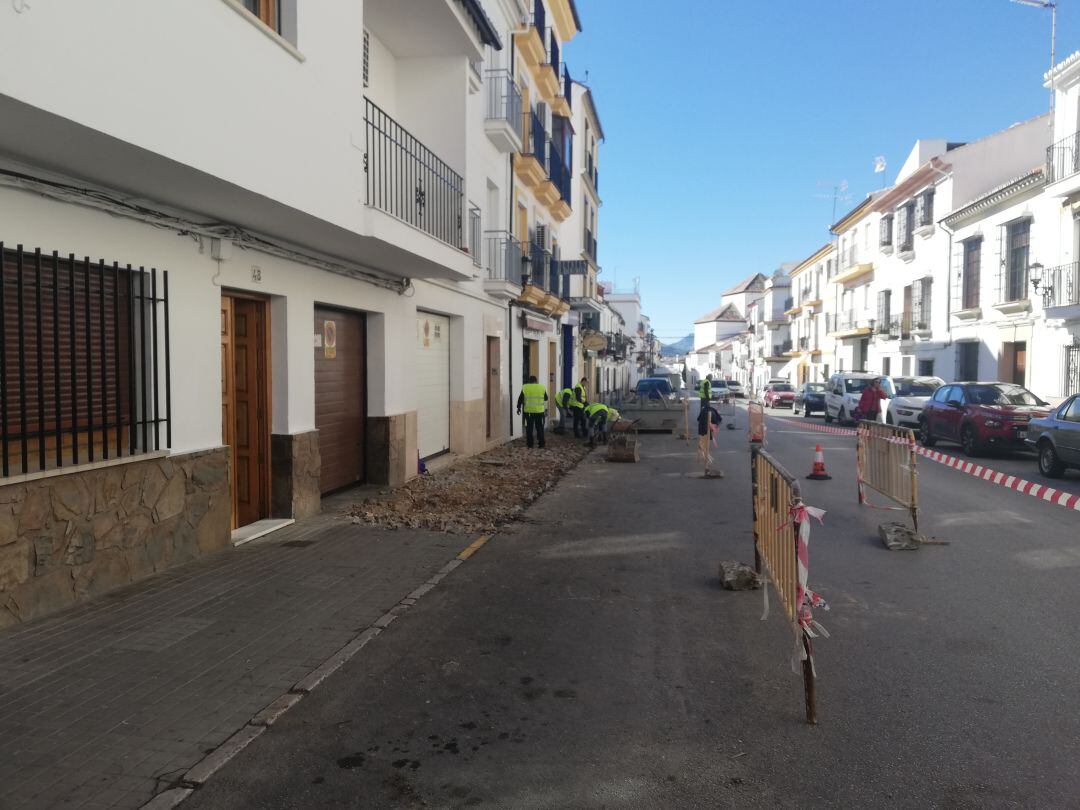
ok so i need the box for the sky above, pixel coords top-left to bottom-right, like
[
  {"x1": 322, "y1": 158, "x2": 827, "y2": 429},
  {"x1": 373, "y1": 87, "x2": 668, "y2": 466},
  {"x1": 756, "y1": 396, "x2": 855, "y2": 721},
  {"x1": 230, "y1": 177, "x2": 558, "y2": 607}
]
[{"x1": 564, "y1": 0, "x2": 1077, "y2": 344}]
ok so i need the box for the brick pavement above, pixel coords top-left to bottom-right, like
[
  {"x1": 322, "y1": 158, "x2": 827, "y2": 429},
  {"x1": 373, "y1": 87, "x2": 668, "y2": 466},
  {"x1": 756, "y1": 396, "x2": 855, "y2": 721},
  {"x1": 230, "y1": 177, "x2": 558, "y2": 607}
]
[{"x1": 0, "y1": 503, "x2": 466, "y2": 810}]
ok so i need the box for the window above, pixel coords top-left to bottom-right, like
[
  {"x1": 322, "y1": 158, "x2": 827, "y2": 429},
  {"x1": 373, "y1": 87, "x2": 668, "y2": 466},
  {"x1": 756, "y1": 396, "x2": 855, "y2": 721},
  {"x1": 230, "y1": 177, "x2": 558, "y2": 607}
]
[
  {"x1": 932, "y1": 385, "x2": 951, "y2": 403},
  {"x1": 918, "y1": 358, "x2": 935, "y2": 377},
  {"x1": 956, "y1": 342, "x2": 979, "y2": 382},
  {"x1": 879, "y1": 215, "x2": 894, "y2": 248},
  {"x1": 877, "y1": 290, "x2": 891, "y2": 329},
  {"x1": 898, "y1": 202, "x2": 916, "y2": 252},
  {"x1": 243, "y1": 0, "x2": 279, "y2": 32},
  {"x1": 912, "y1": 278, "x2": 932, "y2": 330},
  {"x1": 1004, "y1": 219, "x2": 1031, "y2": 302},
  {"x1": 1, "y1": 244, "x2": 170, "y2": 477},
  {"x1": 882, "y1": 357, "x2": 891, "y2": 375},
  {"x1": 962, "y1": 237, "x2": 981, "y2": 309},
  {"x1": 1062, "y1": 396, "x2": 1080, "y2": 422},
  {"x1": 916, "y1": 189, "x2": 934, "y2": 228}
]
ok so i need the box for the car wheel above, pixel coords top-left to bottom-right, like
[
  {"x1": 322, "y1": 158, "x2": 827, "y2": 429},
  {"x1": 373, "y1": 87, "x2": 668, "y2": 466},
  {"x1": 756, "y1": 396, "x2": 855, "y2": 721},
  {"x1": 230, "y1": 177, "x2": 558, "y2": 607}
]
[
  {"x1": 824, "y1": 408, "x2": 833, "y2": 424},
  {"x1": 961, "y1": 425, "x2": 980, "y2": 457},
  {"x1": 1038, "y1": 440, "x2": 1065, "y2": 478},
  {"x1": 919, "y1": 418, "x2": 936, "y2": 447}
]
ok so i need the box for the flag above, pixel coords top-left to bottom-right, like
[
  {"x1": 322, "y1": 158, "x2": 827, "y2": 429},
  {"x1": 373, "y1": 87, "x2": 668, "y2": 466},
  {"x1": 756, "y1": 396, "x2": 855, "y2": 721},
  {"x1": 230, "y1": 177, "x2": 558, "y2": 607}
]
[{"x1": 874, "y1": 156, "x2": 887, "y2": 174}]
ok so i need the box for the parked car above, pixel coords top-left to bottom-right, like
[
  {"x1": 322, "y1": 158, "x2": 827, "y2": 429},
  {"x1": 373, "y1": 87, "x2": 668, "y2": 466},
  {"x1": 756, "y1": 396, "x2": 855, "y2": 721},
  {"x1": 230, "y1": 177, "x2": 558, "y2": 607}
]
[
  {"x1": 763, "y1": 382, "x2": 796, "y2": 408},
  {"x1": 709, "y1": 379, "x2": 730, "y2": 401},
  {"x1": 886, "y1": 376, "x2": 945, "y2": 427},
  {"x1": 824, "y1": 373, "x2": 895, "y2": 424},
  {"x1": 793, "y1": 382, "x2": 826, "y2": 417},
  {"x1": 919, "y1": 382, "x2": 1051, "y2": 457},
  {"x1": 635, "y1": 377, "x2": 674, "y2": 399},
  {"x1": 1026, "y1": 394, "x2": 1080, "y2": 477},
  {"x1": 725, "y1": 380, "x2": 746, "y2": 398}
]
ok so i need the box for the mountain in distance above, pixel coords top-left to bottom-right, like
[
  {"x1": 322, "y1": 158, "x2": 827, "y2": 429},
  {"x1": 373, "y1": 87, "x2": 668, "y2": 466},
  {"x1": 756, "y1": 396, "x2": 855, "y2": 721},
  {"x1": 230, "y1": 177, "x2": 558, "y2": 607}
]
[{"x1": 659, "y1": 334, "x2": 693, "y2": 357}]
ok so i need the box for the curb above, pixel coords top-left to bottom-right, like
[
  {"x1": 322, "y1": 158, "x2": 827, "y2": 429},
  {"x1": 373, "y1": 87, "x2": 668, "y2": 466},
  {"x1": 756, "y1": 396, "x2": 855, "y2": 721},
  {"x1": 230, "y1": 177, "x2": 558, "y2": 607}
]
[{"x1": 140, "y1": 534, "x2": 495, "y2": 809}]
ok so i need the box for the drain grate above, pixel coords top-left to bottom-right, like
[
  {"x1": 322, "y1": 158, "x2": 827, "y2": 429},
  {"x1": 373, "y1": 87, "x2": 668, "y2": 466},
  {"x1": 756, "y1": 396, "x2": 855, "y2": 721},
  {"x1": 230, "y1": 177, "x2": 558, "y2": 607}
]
[{"x1": 281, "y1": 540, "x2": 315, "y2": 548}]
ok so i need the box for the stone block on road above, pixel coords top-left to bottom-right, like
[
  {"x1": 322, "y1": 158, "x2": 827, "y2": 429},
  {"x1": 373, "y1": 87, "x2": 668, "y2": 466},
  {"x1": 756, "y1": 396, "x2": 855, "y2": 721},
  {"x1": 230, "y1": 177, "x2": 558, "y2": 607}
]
[{"x1": 718, "y1": 560, "x2": 762, "y2": 590}]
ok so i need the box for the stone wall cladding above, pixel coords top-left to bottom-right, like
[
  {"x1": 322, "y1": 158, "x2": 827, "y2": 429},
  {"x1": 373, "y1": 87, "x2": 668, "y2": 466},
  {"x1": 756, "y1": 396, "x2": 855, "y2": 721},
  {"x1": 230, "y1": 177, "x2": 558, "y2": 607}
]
[
  {"x1": 367, "y1": 412, "x2": 417, "y2": 487},
  {"x1": 271, "y1": 431, "x2": 321, "y2": 520},
  {"x1": 0, "y1": 447, "x2": 231, "y2": 628}
]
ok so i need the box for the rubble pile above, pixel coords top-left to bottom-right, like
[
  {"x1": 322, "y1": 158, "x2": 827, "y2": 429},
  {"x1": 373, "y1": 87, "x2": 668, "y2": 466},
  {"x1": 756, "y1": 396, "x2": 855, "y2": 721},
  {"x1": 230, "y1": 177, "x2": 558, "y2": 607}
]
[{"x1": 346, "y1": 433, "x2": 591, "y2": 533}]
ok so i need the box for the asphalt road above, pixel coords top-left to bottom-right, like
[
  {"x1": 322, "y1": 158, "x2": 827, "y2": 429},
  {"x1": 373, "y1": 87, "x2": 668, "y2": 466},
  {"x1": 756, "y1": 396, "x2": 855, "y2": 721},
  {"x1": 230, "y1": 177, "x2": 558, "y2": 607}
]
[{"x1": 186, "y1": 413, "x2": 1080, "y2": 809}]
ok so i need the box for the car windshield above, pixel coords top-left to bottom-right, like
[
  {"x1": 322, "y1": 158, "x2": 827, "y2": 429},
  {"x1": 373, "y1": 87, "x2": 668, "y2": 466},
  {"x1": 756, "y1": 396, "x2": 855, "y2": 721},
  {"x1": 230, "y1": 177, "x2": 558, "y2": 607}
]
[
  {"x1": 805, "y1": 383, "x2": 825, "y2": 393},
  {"x1": 771, "y1": 384, "x2": 793, "y2": 392},
  {"x1": 844, "y1": 378, "x2": 873, "y2": 393},
  {"x1": 894, "y1": 378, "x2": 942, "y2": 397},
  {"x1": 967, "y1": 384, "x2": 1041, "y2": 406}
]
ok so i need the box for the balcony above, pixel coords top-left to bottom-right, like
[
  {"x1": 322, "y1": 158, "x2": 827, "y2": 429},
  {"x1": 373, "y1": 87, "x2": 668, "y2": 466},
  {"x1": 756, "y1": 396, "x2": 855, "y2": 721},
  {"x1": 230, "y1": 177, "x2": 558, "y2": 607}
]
[
  {"x1": 832, "y1": 246, "x2": 874, "y2": 285},
  {"x1": 484, "y1": 69, "x2": 523, "y2": 153},
  {"x1": 552, "y1": 66, "x2": 573, "y2": 119},
  {"x1": 514, "y1": 111, "x2": 548, "y2": 189},
  {"x1": 798, "y1": 337, "x2": 810, "y2": 352},
  {"x1": 1041, "y1": 261, "x2": 1080, "y2": 320},
  {"x1": 584, "y1": 228, "x2": 598, "y2": 264},
  {"x1": 783, "y1": 296, "x2": 801, "y2": 316},
  {"x1": 517, "y1": 243, "x2": 568, "y2": 316},
  {"x1": 782, "y1": 340, "x2": 800, "y2": 357},
  {"x1": 363, "y1": 98, "x2": 474, "y2": 280},
  {"x1": 1046, "y1": 131, "x2": 1080, "y2": 197},
  {"x1": 546, "y1": 140, "x2": 572, "y2": 221},
  {"x1": 514, "y1": 3, "x2": 547, "y2": 67},
  {"x1": 828, "y1": 310, "x2": 873, "y2": 338},
  {"x1": 536, "y1": 30, "x2": 563, "y2": 104},
  {"x1": 766, "y1": 341, "x2": 792, "y2": 362},
  {"x1": 482, "y1": 231, "x2": 523, "y2": 301}
]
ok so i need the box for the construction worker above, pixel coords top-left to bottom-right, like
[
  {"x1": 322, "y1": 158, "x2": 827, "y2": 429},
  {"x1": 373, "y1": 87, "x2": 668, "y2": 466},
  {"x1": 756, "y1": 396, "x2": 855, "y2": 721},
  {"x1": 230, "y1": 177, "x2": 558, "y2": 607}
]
[
  {"x1": 699, "y1": 373, "x2": 713, "y2": 405},
  {"x1": 555, "y1": 386, "x2": 575, "y2": 434},
  {"x1": 572, "y1": 377, "x2": 589, "y2": 438},
  {"x1": 517, "y1": 375, "x2": 549, "y2": 449},
  {"x1": 584, "y1": 402, "x2": 616, "y2": 448}
]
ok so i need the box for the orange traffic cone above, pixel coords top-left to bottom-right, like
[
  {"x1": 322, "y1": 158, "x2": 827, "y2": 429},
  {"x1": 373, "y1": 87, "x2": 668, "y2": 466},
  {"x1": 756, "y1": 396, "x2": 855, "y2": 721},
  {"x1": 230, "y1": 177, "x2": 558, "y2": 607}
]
[{"x1": 806, "y1": 444, "x2": 832, "y2": 480}]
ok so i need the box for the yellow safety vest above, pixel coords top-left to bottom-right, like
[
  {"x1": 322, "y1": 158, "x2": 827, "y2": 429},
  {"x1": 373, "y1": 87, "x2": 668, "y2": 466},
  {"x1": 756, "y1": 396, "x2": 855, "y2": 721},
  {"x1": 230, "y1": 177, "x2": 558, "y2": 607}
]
[
  {"x1": 521, "y1": 383, "x2": 547, "y2": 414},
  {"x1": 699, "y1": 379, "x2": 712, "y2": 399},
  {"x1": 558, "y1": 388, "x2": 578, "y2": 408},
  {"x1": 585, "y1": 403, "x2": 608, "y2": 419},
  {"x1": 574, "y1": 383, "x2": 588, "y2": 405}
]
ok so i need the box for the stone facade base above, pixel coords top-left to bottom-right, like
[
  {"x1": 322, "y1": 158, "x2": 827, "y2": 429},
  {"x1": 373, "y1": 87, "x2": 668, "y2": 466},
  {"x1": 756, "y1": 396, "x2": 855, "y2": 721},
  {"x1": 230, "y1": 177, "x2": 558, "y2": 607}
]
[
  {"x1": 0, "y1": 447, "x2": 231, "y2": 628},
  {"x1": 270, "y1": 431, "x2": 321, "y2": 520},
  {"x1": 367, "y1": 412, "x2": 417, "y2": 487}
]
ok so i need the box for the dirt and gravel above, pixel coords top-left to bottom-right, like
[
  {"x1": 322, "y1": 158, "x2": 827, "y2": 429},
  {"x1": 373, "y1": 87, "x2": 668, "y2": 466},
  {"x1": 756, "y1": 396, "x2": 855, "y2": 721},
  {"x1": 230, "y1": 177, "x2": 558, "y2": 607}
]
[{"x1": 345, "y1": 432, "x2": 592, "y2": 534}]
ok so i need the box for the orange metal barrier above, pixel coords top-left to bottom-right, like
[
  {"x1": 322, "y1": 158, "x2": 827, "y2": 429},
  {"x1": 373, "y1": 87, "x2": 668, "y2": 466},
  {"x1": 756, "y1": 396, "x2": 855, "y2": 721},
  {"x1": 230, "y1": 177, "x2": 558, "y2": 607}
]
[{"x1": 856, "y1": 420, "x2": 919, "y2": 531}]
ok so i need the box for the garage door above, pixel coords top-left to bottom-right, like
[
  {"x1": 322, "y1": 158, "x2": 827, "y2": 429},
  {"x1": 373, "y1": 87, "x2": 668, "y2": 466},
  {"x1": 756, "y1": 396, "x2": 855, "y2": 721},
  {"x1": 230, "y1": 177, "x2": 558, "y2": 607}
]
[
  {"x1": 416, "y1": 313, "x2": 450, "y2": 459},
  {"x1": 314, "y1": 307, "x2": 366, "y2": 494}
]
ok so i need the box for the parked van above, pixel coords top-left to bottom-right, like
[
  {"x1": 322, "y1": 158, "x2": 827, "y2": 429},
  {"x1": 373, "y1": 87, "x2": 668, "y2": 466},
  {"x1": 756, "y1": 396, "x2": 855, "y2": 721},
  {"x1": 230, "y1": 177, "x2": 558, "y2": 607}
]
[{"x1": 824, "y1": 373, "x2": 895, "y2": 425}]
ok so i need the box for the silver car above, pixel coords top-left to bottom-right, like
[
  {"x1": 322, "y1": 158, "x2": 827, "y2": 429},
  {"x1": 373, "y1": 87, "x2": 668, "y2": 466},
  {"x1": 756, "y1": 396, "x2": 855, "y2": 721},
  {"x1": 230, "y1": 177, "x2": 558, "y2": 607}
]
[
  {"x1": 887, "y1": 376, "x2": 945, "y2": 427},
  {"x1": 1026, "y1": 394, "x2": 1080, "y2": 478}
]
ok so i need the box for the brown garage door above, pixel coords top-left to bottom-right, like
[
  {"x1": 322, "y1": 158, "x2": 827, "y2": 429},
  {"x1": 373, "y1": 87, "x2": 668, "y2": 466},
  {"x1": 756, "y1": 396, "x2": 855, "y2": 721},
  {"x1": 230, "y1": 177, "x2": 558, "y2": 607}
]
[{"x1": 314, "y1": 307, "x2": 366, "y2": 493}]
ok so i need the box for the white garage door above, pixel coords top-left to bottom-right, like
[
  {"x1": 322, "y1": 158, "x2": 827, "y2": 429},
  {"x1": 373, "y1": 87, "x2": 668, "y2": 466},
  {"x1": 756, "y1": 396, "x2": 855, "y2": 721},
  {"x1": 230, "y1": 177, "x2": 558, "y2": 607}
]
[{"x1": 416, "y1": 313, "x2": 451, "y2": 459}]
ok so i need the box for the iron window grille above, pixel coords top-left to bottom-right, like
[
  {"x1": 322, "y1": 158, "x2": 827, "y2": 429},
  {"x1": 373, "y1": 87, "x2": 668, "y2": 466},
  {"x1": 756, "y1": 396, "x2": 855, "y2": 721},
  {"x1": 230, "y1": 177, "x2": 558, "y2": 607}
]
[
  {"x1": 484, "y1": 69, "x2": 524, "y2": 143},
  {"x1": 1, "y1": 243, "x2": 170, "y2": 478},
  {"x1": 1001, "y1": 219, "x2": 1031, "y2": 303},
  {"x1": 879, "y1": 215, "x2": 894, "y2": 248},
  {"x1": 467, "y1": 205, "x2": 481, "y2": 267}
]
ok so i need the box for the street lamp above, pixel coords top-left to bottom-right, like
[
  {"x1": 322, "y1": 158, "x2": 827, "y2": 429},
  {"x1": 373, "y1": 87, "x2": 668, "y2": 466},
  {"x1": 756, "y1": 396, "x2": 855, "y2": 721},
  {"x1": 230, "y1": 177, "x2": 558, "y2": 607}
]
[
  {"x1": 1029, "y1": 261, "x2": 1054, "y2": 304},
  {"x1": 1012, "y1": 0, "x2": 1057, "y2": 130}
]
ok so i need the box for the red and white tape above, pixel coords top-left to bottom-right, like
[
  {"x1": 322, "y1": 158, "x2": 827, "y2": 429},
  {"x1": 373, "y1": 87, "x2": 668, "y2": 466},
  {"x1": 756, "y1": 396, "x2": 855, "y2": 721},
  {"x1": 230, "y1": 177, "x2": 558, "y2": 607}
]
[{"x1": 764, "y1": 413, "x2": 1080, "y2": 514}]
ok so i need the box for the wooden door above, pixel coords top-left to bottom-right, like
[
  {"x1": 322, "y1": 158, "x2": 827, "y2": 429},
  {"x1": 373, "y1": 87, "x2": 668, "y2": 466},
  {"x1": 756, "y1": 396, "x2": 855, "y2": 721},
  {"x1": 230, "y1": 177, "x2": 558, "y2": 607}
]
[
  {"x1": 221, "y1": 295, "x2": 270, "y2": 529},
  {"x1": 486, "y1": 336, "x2": 499, "y2": 439},
  {"x1": 314, "y1": 307, "x2": 366, "y2": 493},
  {"x1": 1013, "y1": 342, "x2": 1027, "y2": 386}
]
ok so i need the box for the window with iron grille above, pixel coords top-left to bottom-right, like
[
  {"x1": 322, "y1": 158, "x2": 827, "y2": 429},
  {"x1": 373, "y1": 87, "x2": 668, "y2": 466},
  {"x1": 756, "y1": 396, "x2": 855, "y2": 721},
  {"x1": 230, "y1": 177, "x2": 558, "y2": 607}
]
[
  {"x1": 898, "y1": 203, "x2": 915, "y2": 252},
  {"x1": 1, "y1": 243, "x2": 171, "y2": 478},
  {"x1": 1004, "y1": 219, "x2": 1031, "y2": 302},
  {"x1": 962, "y1": 237, "x2": 981, "y2": 309},
  {"x1": 915, "y1": 189, "x2": 934, "y2": 228},
  {"x1": 876, "y1": 290, "x2": 891, "y2": 332},
  {"x1": 879, "y1": 214, "x2": 893, "y2": 248}
]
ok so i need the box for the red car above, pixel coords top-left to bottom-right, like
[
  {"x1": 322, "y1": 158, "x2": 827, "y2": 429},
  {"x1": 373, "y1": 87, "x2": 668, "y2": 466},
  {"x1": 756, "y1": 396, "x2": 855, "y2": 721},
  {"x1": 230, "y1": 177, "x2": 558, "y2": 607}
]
[
  {"x1": 919, "y1": 382, "x2": 1051, "y2": 457},
  {"x1": 763, "y1": 383, "x2": 795, "y2": 408}
]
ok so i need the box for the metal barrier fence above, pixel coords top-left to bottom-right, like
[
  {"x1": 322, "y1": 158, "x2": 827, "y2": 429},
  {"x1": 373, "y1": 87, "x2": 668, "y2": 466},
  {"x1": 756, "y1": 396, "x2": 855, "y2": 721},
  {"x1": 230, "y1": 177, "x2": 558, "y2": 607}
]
[
  {"x1": 855, "y1": 420, "x2": 919, "y2": 531},
  {"x1": 747, "y1": 401, "x2": 765, "y2": 444},
  {"x1": 750, "y1": 446, "x2": 818, "y2": 723}
]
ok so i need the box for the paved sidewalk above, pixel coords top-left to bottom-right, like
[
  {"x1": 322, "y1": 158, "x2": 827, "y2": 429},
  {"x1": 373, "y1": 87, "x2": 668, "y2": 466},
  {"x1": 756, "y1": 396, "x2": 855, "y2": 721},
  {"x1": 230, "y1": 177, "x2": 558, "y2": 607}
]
[{"x1": 0, "y1": 498, "x2": 468, "y2": 810}]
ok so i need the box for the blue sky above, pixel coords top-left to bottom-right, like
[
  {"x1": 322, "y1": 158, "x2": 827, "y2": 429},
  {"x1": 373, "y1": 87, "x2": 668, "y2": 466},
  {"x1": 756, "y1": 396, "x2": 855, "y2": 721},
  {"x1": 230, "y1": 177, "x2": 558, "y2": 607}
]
[{"x1": 566, "y1": 0, "x2": 1075, "y2": 343}]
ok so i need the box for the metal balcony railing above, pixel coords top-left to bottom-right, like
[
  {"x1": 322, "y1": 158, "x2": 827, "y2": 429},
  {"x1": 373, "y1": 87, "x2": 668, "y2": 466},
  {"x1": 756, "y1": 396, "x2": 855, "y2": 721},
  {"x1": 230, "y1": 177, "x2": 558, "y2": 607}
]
[
  {"x1": 483, "y1": 231, "x2": 522, "y2": 283},
  {"x1": 1047, "y1": 131, "x2": 1080, "y2": 185},
  {"x1": 548, "y1": 140, "x2": 571, "y2": 204},
  {"x1": 783, "y1": 296, "x2": 794, "y2": 311},
  {"x1": 531, "y1": 0, "x2": 546, "y2": 37},
  {"x1": 840, "y1": 244, "x2": 861, "y2": 269},
  {"x1": 467, "y1": 205, "x2": 481, "y2": 267},
  {"x1": 364, "y1": 98, "x2": 463, "y2": 248},
  {"x1": 799, "y1": 337, "x2": 809, "y2": 351},
  {"x1": 485, "y1": 69, "x2": 523, "y2": 142},
  {"x1": 563, "y1": 65, "x2": 573, "y2": 111},
  {"x1": 527, "y1": 242, "x2": 552, "y2": 290},
  {"x1": 584, "y1": 228, "x2": 597, "y2": 262},
  {"x1": 545, "y1": 28, "x2": 560, "y2": 75},
  {"x1": 525, "y1": 110, "x2": 547, "y2": 164},
  {"x1": 1043, "y1": 261, "x2": 1080, "y2": 307}
]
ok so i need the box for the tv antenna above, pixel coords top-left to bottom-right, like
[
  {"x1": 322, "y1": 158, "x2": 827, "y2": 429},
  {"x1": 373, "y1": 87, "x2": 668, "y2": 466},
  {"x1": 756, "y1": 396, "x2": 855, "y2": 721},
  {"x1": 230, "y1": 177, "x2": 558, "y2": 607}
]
[{"x1": 814, "y1": 180, "x2": 851, "y2": 226}]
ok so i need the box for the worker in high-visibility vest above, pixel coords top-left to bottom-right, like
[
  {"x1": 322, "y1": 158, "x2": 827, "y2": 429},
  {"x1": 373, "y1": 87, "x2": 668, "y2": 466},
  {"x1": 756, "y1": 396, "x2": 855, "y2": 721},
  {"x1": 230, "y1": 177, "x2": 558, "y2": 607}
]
[
  {"x1": 556, "y1": 386, "x2": 576, "y2": 434},
  {"x1": 517, "y1": 375, "x2": 549, "y2": 449},
  {"x1": 699, "y1": 375, "x2": 713, "y2": 404},
  {"x1": 572, "y1": 377, "x2": 589, "y2": 438},
  {"x1": 584, "y1": 402, "x2": 617, "y2": 448}
]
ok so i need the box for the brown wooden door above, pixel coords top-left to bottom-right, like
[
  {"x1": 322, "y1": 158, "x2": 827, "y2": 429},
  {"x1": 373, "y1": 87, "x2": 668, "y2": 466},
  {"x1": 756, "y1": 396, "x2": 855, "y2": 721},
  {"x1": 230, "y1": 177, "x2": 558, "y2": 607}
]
[
  {"x1": 221, "y1": 294, "x2": 269, "y2": 529},
  {"x1": 314, "y1": 307, "x2": 366, "y2": 493}
]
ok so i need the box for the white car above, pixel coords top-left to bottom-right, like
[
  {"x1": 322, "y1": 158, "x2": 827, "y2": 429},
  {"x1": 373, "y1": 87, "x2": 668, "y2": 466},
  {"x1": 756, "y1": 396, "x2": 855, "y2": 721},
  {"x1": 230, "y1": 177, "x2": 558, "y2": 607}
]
[
  {"x1": 886, "y1": 376, "x2": 945, "y2": 427},
  {"x1": 725, "y1": 380, "x2": 746, "y2": 398},
  {"x1": 824, "y1": 372, "x2": 896, "y2": 425}
]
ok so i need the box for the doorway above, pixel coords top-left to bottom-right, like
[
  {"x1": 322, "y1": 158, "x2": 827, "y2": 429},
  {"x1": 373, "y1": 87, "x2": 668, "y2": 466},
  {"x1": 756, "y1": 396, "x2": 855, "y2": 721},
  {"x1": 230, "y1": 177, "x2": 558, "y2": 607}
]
[
  {"x1": 221, "y1": 294, "x2": 270, "y2": 530},
  {"x1": 314, "y1": 307, "x2": 366, "y2": 494},
  {"x1": 486, "y1": 336, "x2": 500, "y2": 439},
  {"x1": 1001, "y1": 341, "x2": 1027, "y2": 386}
]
